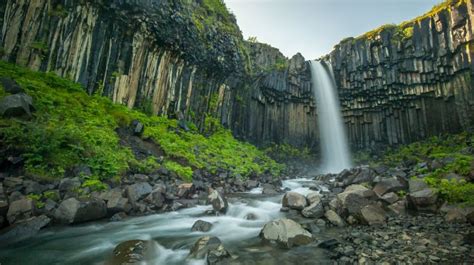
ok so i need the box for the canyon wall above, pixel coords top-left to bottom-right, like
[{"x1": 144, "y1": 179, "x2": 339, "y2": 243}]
[
  {"x1": 329, "y1": 0, "x2": 474, "y2": 149},
  {"x1": 1, "y1": 0, "x2": 473, "y2": 151}
]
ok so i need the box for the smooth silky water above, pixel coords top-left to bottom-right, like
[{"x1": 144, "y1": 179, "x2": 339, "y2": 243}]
[
  {"x1": 310, "y1": 60, "x2": 352, "y2": 173},
  {"x1": 0, "y1": 178, "x2": 339, "y2": 265}
]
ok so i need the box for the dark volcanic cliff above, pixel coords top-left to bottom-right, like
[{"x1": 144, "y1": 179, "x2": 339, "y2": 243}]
[{"x1": 0, "y1": 0, "x2": 473, "y2": 151}]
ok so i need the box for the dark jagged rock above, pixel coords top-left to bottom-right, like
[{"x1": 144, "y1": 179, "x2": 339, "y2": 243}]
[{"x1": 55, "y1": 198, "x2": 107, "y2": 224}]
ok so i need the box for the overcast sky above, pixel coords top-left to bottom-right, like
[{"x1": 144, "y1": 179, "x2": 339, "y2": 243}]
[{"x1": 224, "y1": 0, "x2": 442, "y2": 60}]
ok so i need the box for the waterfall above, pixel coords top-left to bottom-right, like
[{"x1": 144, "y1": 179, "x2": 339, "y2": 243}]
[{"x1": 310, "y1": 60, "x2": 352, "y2": 173}]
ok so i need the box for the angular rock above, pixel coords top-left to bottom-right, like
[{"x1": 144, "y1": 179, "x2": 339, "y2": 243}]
[
  {"x1": 191, "y1": 220, "x2": 213, "y2": 232},
  {"x1": 58, "y1": 178, "x2": 81, "y2": 195},
  {"x1": 388, "y1": 200, "x2": 407, "y2": 216},
  {"x1": 381, "y1": 192, "x2": 399, "y2": 204},
  {"x1": 262, "y1": 183, "x2": 279, "y2": 195},
  {"x1": 207, "y1": 189, "x2": 228, "y2": 214},
  {"x1": 445, "y1": 208, "x2": 467, "y2": 223},
  {"x1": 373, "y1": 177, "x2": 405, "y2": 196},
  {"x1": 7, "y1": 198, "x2": 35, "y2": 224},
  {"x1": 0, "y1": 93, "x2": 34, "y2": 117},
  {"x1": 407, "y1": 188, "x2": 438, "y2": 212},
  {"x1": 408, "y1": 179, "x2": 429, "y2": 193},
  {"x1": 360, "y1": 204, "x2": 386, "y2": 225},
  {"x1": 188, "y1": 236, "x2": 231, "y2": 264},
  {"x1": 177, "y1": 183, "x2": 193, "y2": 198},
  {"x1": 145, "y1": 189, "x2": 165, "y2": 209},
  {"x1": 324, "y1": 210, "x2": 345, "y2": 227},
  {"x1": 110, "y1": 212, "x2": 127, "y2": 222},
  {"x1": 55, "y1": 198, "x2": 107, "y2": 224},
  {"x1": 282, "y1": 191, "x2": 307, "y2": 210},
  {"x1": 0, "y1": 215, "x2": 50, "y2": 246},
  {"x1": 259, "y1": 218, "x2": 313, "y2": 248},
  {"x1": 301, "y1": 197, "x2": 324, "y2": 218},
  {"x1": 306, "y1": 192, "x2": 321, "y2": 204},
  {"x1": 126, "y1": 182, "x2": 152, "y2": 206}
]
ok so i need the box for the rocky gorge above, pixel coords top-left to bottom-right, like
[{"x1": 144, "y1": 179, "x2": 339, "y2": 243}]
[{"x1": 0, "y1": 0, "x2": 473, "y2": 264}]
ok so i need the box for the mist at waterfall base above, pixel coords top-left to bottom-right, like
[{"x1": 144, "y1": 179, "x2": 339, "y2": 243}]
[{"x1": 310, "y1": 60, "x2": 352, "y2": 174}]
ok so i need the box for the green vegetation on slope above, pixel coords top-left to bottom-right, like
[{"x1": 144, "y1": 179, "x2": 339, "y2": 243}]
[
  {"x1": 383, "y1": 133, "x2": 474, "y2": 205},
  {"x1": 0, "y1": 61, "x2": 283, "y2": 184}
]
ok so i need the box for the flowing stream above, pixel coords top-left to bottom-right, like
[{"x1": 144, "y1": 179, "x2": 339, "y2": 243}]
[
  {"x1": 310, "y1": 60, "x2": 352, "y2": 173},
  {"x1": 0, "y1": 178, "x2": 340, "y2": 265}
]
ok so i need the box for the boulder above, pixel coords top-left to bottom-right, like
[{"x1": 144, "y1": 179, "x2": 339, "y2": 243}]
[
  {"x1": 1, "y1": 77, "x2": 23, "y2": 94},
  {"x1": 408, "y1": 179, "x2": 429, "y2": 193},
  {"x1": 55, "y1": 198, "x2": 107, "y2": 224},
  {"x1": 126, "y1": 182, "x2": 152, "y2": 206},
  {"x1": 259, "y1": 218, "x2": 313, "y2": 248},
  {"x1": 145, "y1": 189, "x2": 165, "y2": 209},
  {"x1": 0, "y1": 93, "x2": 34, "y2": 117},
  {"x1": 58, "y1": 178, "x2": 81, "y2": 196},
  {"x1": 388, "y1": 200, "x2": 407, "y2": 215},
  {"x1": 177, "y1": 183, "x2": 193, "y2": 198},
  {"x1": 407, "y1": 188, "x2": 438, "y2": 212},
  {"x1": 282, "y1": 192, "x2": 307, "y2": 210},
  {"x1": 207, "y1": 189, "x2": 228, "y2": 214},
  {"x1": 445, "y1": 208, "x2": 467, "y2": 223},
  {"x1": 7, "y1": 198, "x2": 35, "y2": 224},
  {"x1": 107, "y1": 194, "x2": 131, "y2": 214},
  {"x1": 107, "y1": 240, "x2": 157, "y2": 264},
  {"x1": 373, "y1": 177, "x2": 405, "y2": 196},
  {"x1": 306, "y1": 192, "x2": 321, "y2": 204},
  {"x1": 188, "y1": 236, "x2": 231, "y2": 264},
  {"x1": 191, "y1": 220, "x2": 213, "y2": 232},
  {"x1": 360, "y1": 204, "x2": 386, "y2": 225},
  {"x1": 262, "y1": 183, "x2": 279, "y2": 195},
  {"x1": 301, "y1": 196, "x2": 324, "y2": 218},
  {"x1": 324, "y1": 210, "x2": 345, "y2": 227},
  {"x1": 245, "y1": 180, "x2": 258, "y2": 189},
  {"x1": 0, "y1": 215, "x2": 50, "y2": 246},
  {"x1": 381, "y1": 192, "x2": 399, "y2": 204}
]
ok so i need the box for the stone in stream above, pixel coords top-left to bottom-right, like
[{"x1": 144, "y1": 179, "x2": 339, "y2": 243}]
[
  {"x1": 301, "y1": 196, "x2": 324, "y2": 218},
  {"x1": 259, "y1": 218, "x2": 313, "y2": 248},
  {"x1": 107, "y1": 240, "x2": 157, "y2": 265},
  {"x1": 188, "y1": 236, "x2": 231, "y2": 264},
  {"x1": 282, "y1": 191, "x2": 307, "y2": 210},
  {"x1": 207, "y1": 189, "x2": 228, "y2": 214},
  {"x1": 0, "y1": 215, "x2": 50, "y2": 246},
  {"x1": 54, "y1": 198, "x2": 107, "y2": 224},
  {"x1": 6, "y1": 198, "x2": 35, "y2": 224},
  {"x1": 191, "y1": 220, "x2": 213, "y2": 232}
]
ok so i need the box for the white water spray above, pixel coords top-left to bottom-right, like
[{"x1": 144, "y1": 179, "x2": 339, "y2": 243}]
[{"x1": 310, "y1": 60, "x2": 352, "y2": 173}]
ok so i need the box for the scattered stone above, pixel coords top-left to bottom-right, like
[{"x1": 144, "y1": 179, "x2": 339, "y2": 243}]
[
  {"x1": 259, "y1": 218, "x2": 313, "y2": 248},
  {"x1": 318, "y1": 239, "x2": 340, "y2": 250},
  {"x1": 306, "y1": 192, "x2": 321, "y2": 204},
  {"x1": 262, "y1": 183, "x2": 279, "y2": 195},
  {"x1": 0, "y1": 93, "x2": 34, "y2": 117},
  {"x1": 445, "y1": 208, "x2": 466, "y2": 223},
  {"x1": 55, "y1": 198, "x2": 107, "y2": 224},
  {"x1": 282, "y1": 191, "x2": 307, "y2": 210},
  {"x1": 145, "y1": 189, "x2": 165, "y2": 209},
  {"x1": 58, "y1": 178, "x2": 81, "y2": 196},
  {"x1": 360, "y1": 204, "x2": 386, "y2": 225},
  {"x1": 408, "y1": 179, "x2": 429, "y2": 193},
  {"x1": 110, "y1": 212, "x2": 127, "y2": 222},
  {"x1": 373, "y1": 177, "x2": 404, "y2": 196},
  {"x1": 324, "y1": 210, "x2": 345, "y2": 227},
  {"x1": 191, "y1": 220, "x2": 213, "y2": 232},
  {"x1": 407, "y1": 188, "x2": 438, "y2": 212},
  {"x1": 126, "y1": 182, "x2": 152, "y2": 207},
  {"x1": 7, "y1": 198, "x2": 35, "y2": 224},
  {"x1": 207, "y1": 189, "x2": 228, "y2": 214},
  {"x1": 381, "y1": 192, "x2": 399, "y2": 204}
]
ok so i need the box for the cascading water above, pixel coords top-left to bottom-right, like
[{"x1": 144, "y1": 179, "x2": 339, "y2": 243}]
[{"x1": 310, "y1": 60, "x2": 352, "y2": 173}]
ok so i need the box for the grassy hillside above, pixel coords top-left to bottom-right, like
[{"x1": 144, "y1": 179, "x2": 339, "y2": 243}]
[{"x1": 0, "y1": 61, "x2": 283, "y2": 185}]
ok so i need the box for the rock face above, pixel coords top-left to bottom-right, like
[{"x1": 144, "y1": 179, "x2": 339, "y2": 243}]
[
  {"x1": 259, "y1": 218, "x2": 313, "y2": 248},
  {"x1": 282, "y1": 191, "x2": 308, "y2": 210},
  {"x1": 55, "y1": 198, "x2": 107, "y2": 224}
]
